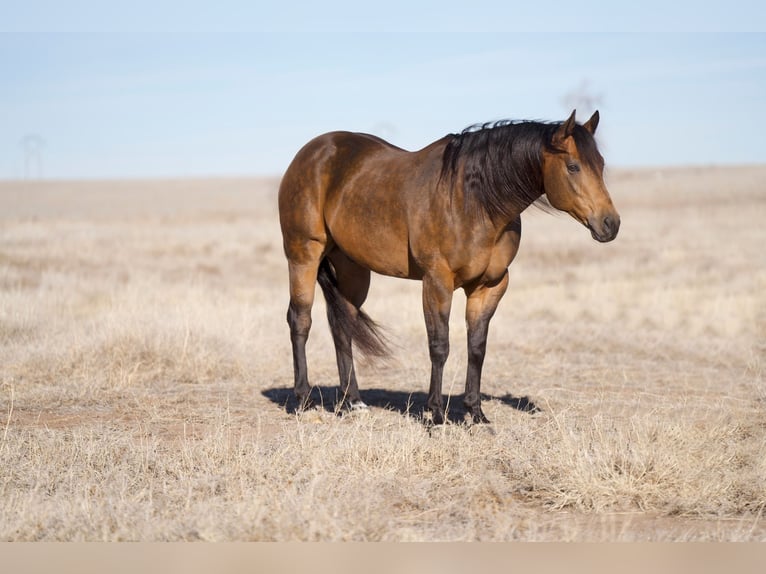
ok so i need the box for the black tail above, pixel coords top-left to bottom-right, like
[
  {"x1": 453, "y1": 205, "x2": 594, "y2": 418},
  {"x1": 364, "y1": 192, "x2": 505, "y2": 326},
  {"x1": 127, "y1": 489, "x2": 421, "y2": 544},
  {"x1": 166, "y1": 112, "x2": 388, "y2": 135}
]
[{"x1": 316, "y1": 258, "x2": 390, "y2": 359}]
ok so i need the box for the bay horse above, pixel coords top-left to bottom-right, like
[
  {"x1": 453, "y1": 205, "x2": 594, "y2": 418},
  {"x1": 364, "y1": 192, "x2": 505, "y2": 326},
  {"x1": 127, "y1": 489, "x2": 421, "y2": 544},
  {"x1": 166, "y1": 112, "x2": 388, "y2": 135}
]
[{"x1": 278, "y1": 110, "x2": 619, "y2": 424}]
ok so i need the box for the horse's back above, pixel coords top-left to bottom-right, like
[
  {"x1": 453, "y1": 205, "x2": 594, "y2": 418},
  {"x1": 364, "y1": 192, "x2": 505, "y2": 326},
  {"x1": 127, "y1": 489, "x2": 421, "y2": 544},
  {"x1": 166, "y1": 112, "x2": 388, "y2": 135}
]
[
  {"x1": 280, "y1": 131, "x2": 393, "y2": 210},
  {"x1": 279, "y1": 131, "x2": 439, "y2": 277}
]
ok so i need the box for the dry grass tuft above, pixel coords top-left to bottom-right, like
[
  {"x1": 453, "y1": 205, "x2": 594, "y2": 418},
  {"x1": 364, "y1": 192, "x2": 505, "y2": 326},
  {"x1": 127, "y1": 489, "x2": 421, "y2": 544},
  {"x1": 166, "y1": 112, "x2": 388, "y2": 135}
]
[{"x1": 514, "y1": 412, "x2": 766, "y2": 516}]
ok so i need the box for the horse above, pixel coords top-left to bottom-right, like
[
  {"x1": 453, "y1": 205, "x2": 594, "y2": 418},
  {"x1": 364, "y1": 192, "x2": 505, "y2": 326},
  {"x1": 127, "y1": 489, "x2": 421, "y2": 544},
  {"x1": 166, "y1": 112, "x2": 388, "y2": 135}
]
[{"x1": 278, "y1": 110, "x2": 619, "y2": 424}]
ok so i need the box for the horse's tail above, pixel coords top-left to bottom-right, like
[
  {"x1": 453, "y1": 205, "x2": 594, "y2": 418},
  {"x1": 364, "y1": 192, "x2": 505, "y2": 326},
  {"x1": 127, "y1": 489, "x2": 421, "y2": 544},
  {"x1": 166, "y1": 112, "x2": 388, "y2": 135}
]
[{"x1": 316, "y1": 258, "x2": 390, "y2": 359}]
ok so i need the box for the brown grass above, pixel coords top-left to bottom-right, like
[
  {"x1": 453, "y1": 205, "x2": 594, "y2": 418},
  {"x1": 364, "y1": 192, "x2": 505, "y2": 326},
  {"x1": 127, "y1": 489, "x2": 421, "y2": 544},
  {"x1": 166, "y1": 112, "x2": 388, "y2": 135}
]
[{"x1": 1, "y1": 166, "x2": 765, "y2": 540}]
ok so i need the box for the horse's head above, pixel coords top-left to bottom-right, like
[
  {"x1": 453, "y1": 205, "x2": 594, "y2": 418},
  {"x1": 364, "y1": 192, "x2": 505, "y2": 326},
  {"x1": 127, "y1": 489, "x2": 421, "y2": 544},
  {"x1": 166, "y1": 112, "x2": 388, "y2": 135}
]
[{"x1": 542, "y1": 110, "x2": 620, "y2": 242}]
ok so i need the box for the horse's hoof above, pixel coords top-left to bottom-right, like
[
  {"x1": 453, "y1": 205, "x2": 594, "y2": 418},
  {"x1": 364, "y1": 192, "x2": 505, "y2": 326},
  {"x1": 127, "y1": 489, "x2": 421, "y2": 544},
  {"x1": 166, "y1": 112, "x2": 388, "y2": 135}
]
[
  {"x1": 347, "y1": 400, "x2": 369, "y2": 411},
  {"x1": 431, "y1": 409, "x2": 445, "y2": 425},
  {"x1": 296, "y1": 396, "x2": 315, "y2": 412},
  {"x1": 468, "y1": 408, "x2": 490, "y2": 424},
  {"x1": 341, "y1": 400, "x2": 369, "y2": 415}
]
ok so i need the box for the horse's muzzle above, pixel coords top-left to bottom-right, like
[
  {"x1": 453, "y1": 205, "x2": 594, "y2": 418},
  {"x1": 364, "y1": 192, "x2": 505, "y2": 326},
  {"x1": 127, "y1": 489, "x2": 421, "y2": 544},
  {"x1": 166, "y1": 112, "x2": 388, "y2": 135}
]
[{"x1": 588, "y1": 214, "x2": 620, "y2": 243}]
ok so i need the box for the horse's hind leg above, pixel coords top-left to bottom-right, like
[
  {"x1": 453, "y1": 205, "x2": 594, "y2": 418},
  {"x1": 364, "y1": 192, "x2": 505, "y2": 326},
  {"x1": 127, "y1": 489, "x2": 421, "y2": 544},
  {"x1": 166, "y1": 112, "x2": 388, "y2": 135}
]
[
  {"x1": 326, "y1": 250, "x2": 371, "y2": 410},
  {"x1": 285, "y1": 239, "x2": 325, "y2": 410}
]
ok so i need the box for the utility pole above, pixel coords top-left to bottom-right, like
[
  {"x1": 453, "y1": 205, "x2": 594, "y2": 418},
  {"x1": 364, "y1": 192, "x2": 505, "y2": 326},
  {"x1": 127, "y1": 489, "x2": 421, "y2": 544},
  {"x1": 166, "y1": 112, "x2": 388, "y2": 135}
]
[{"x1": 20, "y1": 134, "x2": 45, "y2": 180}]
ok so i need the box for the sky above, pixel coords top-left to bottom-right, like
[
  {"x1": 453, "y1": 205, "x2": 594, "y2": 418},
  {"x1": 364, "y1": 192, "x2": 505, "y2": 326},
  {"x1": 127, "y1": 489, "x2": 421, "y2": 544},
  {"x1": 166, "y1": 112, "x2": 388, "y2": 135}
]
[{"x1": 2, "y1": 3, "x2": 766, "y2": 179}]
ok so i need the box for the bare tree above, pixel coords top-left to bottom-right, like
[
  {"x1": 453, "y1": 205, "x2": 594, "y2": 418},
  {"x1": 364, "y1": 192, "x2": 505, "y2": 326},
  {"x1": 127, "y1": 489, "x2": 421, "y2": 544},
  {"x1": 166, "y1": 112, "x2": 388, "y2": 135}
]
[{"x1": 561, "y1": 79, "x2": 604, "y2": 114}]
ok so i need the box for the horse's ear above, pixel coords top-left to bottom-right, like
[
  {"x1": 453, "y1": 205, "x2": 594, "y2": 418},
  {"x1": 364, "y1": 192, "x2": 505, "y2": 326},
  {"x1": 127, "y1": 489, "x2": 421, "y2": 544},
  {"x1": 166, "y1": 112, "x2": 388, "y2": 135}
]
[
  {"x1": 583, "y1": 110, "x2": 600, "y2": 135},
  {"x1": 554, "y1": 109, "x2": 577, "y2": 144}
]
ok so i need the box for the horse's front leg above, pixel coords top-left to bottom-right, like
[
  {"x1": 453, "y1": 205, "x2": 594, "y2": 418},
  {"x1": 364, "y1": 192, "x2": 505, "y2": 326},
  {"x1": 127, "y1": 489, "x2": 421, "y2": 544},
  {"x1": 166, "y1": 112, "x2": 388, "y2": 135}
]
[
  {"x1": 422, "y1": 271, "x2": 454, "y2": 424},
  {"x1": 463, "y1": 271, "x2": 509, "y2": 424}
]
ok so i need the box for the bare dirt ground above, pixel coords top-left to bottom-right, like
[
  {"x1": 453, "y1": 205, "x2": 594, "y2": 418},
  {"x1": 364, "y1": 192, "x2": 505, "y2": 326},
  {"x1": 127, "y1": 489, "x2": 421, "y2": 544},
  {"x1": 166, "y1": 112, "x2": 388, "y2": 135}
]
[{"x1": 1, "y1": 165, "x2": 764, "y2": 540}]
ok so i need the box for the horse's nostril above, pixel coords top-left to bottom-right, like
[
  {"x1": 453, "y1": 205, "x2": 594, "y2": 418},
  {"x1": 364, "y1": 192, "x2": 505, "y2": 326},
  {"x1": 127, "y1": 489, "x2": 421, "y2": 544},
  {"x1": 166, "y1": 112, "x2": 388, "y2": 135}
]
[{"x1": 603, "y1": 216, "x2": 614, "y2": 233}]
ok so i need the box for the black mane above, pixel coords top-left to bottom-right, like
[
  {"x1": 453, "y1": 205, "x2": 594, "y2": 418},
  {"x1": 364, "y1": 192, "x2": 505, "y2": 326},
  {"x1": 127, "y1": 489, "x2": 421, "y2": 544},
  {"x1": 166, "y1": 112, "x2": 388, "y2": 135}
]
[{"x1": 441, "y1": 119, "x2": 601, "y2": 222}]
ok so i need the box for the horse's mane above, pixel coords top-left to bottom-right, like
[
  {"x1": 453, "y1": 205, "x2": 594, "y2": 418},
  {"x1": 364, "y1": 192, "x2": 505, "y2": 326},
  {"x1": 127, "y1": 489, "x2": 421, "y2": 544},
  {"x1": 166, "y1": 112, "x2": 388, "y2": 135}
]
[{"x1": 440, "y1": 119, "x2": 602, "y2": 222}]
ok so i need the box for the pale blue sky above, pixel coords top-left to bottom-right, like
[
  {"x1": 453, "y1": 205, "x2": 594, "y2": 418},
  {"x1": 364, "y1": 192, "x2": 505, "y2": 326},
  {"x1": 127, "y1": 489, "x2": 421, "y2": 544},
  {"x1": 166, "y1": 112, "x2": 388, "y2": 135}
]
[{"x1": 2, "y1": 3, "x2": 765, "y2": 178}]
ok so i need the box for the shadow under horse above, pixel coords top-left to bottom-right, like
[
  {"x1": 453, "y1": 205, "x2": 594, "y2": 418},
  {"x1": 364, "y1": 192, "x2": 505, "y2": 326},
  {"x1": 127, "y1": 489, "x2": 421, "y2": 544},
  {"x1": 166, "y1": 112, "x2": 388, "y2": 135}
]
[{"x1": 261, "y1": 386, "x2": 541, "y2": 424}]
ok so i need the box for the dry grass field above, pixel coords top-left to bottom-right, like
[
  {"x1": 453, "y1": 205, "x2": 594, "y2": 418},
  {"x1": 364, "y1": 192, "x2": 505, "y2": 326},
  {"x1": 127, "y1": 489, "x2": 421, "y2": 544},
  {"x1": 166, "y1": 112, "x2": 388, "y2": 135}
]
[{"x1": 1, "y1": 165, "x2": 764, "y2": 540}]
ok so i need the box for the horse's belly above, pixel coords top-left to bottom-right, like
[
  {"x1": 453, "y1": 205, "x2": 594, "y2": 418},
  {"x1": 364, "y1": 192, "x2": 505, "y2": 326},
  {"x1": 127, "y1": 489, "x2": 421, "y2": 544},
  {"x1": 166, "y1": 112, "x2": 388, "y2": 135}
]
[{"x1": 326, "y1": 217, "x2": 412, "y2": 278}]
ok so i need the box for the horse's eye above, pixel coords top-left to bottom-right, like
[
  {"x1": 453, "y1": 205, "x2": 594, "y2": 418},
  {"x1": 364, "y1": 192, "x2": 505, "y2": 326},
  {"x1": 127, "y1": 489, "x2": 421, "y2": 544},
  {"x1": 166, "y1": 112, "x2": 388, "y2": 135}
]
[{"x1": 567, "y1": 162, "x2": 580, "y2": 174}]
